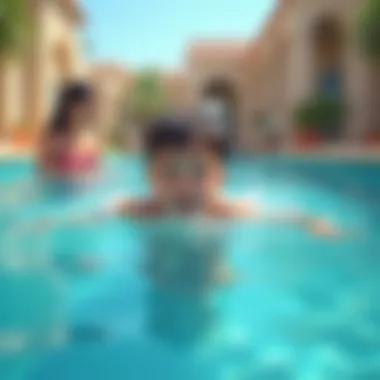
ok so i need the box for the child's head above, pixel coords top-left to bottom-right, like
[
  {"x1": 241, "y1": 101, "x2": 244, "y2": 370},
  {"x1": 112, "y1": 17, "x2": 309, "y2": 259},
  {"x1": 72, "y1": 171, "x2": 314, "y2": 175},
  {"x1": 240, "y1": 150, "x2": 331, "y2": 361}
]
[
  {"x1": 50, "y1": 81, "x2": 98, "y2": 136},
  {"x1": 144, "y1": 115, "x2": 228, "y2": 205}
]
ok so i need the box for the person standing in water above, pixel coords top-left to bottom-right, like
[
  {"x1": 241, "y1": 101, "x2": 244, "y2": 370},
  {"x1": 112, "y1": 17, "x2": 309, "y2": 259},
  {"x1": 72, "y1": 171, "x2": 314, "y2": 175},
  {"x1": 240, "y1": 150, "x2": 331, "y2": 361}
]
[
  {"x1": 108, "y1": 116, "x2": 342, "y2": 345},
  {"x1": 3, "y1": 82, "x2": 105, "y2": 286},
  {"x1": 0, "y1": 81, "x2": 102, "y2": 208},
  {"x1": 38, "y1": 81, "x2": 102, "y2": 184},
  {"x1": 34, "y1": 115, "x2": 343, "y2": 346}
]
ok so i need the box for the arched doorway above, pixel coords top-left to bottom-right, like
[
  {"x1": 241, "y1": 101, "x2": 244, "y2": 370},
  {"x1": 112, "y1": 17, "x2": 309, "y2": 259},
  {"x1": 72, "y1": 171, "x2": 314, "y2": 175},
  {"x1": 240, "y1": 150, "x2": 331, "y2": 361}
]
[
  {"x1": 201, "y1": 79, "x2": 237, "y2": 149},
  {"x1": 310, "y1": 15, "x2": 346, "y2": 140},
  {"x1": 312, "y1": 15, "x2": 345, "y2": 98}
]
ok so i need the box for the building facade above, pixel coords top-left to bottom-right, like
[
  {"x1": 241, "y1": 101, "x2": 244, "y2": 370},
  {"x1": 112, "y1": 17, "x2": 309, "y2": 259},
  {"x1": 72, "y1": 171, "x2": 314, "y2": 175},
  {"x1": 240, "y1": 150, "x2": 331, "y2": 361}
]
[
  {"x1": 182, "y1": 0, "x2": 371, "y2": 151},
  {"x1": 0, "y1": 0, "x2": 86, "y2": 137},
  {"x1": 241, "y1": 0, "x2": 370, "y2": 150},
  {"x1": 185, "y1": 40, "x2": 246, "y2": 148},
  {"x1": 7, "y1": 0, "x2": 367, "y2": 151}
]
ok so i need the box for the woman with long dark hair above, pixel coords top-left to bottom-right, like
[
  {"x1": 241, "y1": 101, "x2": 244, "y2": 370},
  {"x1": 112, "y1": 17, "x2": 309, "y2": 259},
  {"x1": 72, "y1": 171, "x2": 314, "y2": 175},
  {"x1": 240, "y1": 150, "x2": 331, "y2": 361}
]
[{"x1": 38, "y1": 81, "x2": 102, "y2": 181}]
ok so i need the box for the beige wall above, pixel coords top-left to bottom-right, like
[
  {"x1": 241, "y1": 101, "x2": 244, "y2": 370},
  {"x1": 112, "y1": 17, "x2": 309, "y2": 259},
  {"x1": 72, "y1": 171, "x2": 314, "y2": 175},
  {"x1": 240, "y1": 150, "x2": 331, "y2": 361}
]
[
  {"x1": 241, "y1": 0, "x2": 369, "y2": 150},
  {"x1": 91, "y1": 65, "x2": 130, "y2": 137},
  {"x1": 0, "y1": 0, "x2": 85, "y2": 136},
  {"x1": 161, "y1": 73, "x2": 190, "y2": 111},
  {"x1": 0, "y1": 62, "x2": 24, "y2": 133},
  {"x1": 38, "y1": 0, "x2": 86, "y2": 127}
]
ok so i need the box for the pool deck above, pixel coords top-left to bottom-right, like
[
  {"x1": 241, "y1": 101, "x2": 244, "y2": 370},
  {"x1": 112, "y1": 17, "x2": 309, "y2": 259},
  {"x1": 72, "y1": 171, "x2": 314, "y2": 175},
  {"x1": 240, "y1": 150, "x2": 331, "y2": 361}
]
[
  {"x1": 0, "y1": 145, "x2": 34, "y2": 159},
  {"x1": 0, "y1": 143, "x2": 380, "y2": 161},
  {"x1": 279, "y1": 145, "x2": 380, "y2": 160}
]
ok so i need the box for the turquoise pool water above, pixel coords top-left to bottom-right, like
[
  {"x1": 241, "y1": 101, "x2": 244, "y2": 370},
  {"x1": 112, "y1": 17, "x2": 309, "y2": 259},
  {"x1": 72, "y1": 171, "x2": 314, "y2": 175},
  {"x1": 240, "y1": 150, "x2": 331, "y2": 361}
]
[{"x1": 1, "y1": 156, "x2": 380, "y2": 380}]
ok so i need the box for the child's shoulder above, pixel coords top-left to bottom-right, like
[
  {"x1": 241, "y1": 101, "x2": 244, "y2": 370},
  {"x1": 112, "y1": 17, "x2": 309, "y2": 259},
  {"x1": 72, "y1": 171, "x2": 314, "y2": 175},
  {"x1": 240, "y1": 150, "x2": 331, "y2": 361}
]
[
  {"x1": 117, "y1": 198, "x2": 164, "y2": 218},
  {"x1": 207, "y1": 197, "x2": 260, "y2": 219}
]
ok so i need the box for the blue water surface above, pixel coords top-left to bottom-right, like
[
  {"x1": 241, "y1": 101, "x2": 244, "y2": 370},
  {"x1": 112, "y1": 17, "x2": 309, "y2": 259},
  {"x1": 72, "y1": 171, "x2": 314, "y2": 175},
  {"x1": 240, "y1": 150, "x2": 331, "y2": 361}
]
[{"x1": 0, "y1": 156, "x2": 380, "y2": 380}]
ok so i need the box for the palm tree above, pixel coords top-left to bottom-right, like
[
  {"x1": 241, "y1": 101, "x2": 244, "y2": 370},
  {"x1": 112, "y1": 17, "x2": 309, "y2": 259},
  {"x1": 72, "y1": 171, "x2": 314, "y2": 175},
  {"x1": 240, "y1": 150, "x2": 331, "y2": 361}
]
[
  {"x1": 130, "y1": 70, "x2": 169, "y2": 127},
  {"x1": 358, "y1": 0, "x2": 380, "y2": 133},
  {"x1": 0, "y1": 0, "x2": 29, "y2": 57},
  {"x1": 0, "y1": 0, "x2": 30, "y2": 137},
  {"x1": 111, "y1": 70, "x2": 169, "y2": 150}
]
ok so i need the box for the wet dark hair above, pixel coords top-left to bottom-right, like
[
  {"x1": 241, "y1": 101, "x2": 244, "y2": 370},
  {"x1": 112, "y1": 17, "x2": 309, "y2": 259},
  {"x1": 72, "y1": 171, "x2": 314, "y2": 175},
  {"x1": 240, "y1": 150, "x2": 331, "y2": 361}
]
[
  {"x1": 144, "y1": 115, "x2": 229, "y2": 160},
  {"x1": 49, "y1": 81, "x2": 96, "y2": 135}
]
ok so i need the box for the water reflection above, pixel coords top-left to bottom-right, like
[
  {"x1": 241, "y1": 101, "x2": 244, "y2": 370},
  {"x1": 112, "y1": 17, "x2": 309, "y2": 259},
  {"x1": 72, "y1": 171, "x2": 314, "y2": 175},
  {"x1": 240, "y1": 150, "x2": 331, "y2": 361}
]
[{"x1": 142, "y1": 219, "x2": 228, "y2": 348}]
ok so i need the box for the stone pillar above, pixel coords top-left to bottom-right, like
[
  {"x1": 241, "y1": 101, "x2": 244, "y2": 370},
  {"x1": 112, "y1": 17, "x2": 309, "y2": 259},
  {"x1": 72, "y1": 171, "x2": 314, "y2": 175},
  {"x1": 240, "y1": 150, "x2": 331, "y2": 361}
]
[
  {"x1": 284, "y1": 5, "x2": 315, "y2": 146},
  {"x1": 344, "y1": 41, "x2": 370, "y2": 142},
  {"x1": 23, "y1": 2, "x2": 44, "y2": 133},
  {"x1": 0, "y1": 62, "x2": 14, "y2": 138},
  {"x1": 0, "y1": 60, "x2": 25, "y2": 138},
  {"x1": 0, "y1": 62, "x2": 6, "y2": 138}
]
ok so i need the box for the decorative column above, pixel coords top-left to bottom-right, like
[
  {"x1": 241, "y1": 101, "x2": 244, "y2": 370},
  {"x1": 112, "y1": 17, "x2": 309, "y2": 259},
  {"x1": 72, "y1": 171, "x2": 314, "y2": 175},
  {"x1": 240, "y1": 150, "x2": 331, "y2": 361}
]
[
  {"x1": 23, "y1": 1, "x2": 44, "y2": 134},
  {"x1": 344, "y1": 38, "x2": 370, "y2": 142},
  {"x1": 284, "y1": 5, "x2": 315, "y2": 147}
]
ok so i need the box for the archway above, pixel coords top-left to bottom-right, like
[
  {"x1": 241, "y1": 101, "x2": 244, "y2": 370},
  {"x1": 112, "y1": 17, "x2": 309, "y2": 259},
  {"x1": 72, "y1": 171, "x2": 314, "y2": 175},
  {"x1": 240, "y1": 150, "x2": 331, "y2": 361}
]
[
  {"x1": 201, "y1": 79, "x2": 237, "y2": 148},
  {"x1": 311, "y1": 15, "x2": 345, "y2": 98},
  {"x1": 310, "y1": 15, "x2": 346, "y2": 140}
]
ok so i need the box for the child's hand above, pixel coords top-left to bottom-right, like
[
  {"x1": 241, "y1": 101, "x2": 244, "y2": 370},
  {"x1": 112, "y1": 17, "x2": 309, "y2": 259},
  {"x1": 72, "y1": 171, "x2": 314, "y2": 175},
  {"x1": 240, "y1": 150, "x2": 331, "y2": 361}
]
[
  {"x1": 78, "y1": 256, "x2": 100, "y2": 273},
  {"x1": 306, "y1": 218, "x2": 341, "y2": 238},
  {"x1": 36, "y1": 219, "x2": 57, "y2": 232},
  {"x1": 214, "y1": 264, "x2": 236, "y2": 286}
]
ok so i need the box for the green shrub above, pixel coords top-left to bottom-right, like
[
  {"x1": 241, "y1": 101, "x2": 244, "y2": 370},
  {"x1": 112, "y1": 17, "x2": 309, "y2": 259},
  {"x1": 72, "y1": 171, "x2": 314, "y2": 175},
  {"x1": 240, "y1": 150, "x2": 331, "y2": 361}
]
[
  {"x1": 294, "y1": 96, "x2": 346, "y2": 136},
  {"x1": 358, "y1": 0, "x2": 380, "y2": 63}
]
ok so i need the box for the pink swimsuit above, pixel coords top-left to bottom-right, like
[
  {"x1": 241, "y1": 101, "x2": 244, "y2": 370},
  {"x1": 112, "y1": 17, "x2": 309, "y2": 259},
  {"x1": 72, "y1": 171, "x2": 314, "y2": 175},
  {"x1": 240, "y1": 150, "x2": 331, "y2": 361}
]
[{"x1": 57, "y1": 153, "x2": 99, "y2": 175}]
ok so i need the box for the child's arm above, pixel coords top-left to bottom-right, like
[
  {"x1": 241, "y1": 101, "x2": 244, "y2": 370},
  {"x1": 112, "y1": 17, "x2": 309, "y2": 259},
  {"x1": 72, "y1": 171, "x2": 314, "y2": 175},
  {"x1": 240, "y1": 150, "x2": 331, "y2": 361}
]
[
  {"x1": 19, "y1": 196, "x2": 128, "y2": 234},
  {"x1": 34, "y1": 195, "x2": 149, "y2": 232},
  {"x1": 263, "y1": 212, "x2": 341, "y2": 238},
  {"x1": 233, "y1": 202, "x2": 341, "y2": 238}
]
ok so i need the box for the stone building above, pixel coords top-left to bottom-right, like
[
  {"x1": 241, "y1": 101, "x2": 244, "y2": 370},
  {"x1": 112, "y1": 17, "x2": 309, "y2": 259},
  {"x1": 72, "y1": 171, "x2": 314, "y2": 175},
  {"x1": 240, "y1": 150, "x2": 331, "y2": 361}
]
[
  {"x1": 241, "y1": 0, "x2": 370, "y2": 149},
  {"x1": 22, "y1": 0, "x2": 367, "y2": 153},
  {"x1": 185, "y1": 40, "x2": 246, "y2": 148},
  {"x1": 0, "y1": 0, "x2": 86, "y2": 137},
  {"x1": 182, "y1": 0, "x2": 371, "y2": 151}
]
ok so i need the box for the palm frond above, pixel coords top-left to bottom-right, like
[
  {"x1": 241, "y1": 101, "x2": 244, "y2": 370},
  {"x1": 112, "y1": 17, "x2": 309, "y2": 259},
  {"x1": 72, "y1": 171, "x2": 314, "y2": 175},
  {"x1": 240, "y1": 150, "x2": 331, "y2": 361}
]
[{"x1": 0, "y1": 0, "x2": 30, "y2": 59}]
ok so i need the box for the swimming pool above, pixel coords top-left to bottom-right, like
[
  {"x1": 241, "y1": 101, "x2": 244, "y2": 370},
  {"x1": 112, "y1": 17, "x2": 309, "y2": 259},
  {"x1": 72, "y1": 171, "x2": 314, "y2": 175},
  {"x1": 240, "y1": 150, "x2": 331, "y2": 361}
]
[{"x1": 1, "y1": 156, "x2": 380, "y2": 380}]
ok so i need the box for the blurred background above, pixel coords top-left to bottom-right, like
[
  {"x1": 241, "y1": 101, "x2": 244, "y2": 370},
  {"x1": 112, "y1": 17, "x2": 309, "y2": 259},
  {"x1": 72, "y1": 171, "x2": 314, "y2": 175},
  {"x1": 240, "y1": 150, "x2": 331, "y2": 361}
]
[
  {"x1": 0, "y1": 0, "x2": 379, "y2": 156},
  {"x1": 2, "y1": 1, "x2": 380, "y2": 380}
]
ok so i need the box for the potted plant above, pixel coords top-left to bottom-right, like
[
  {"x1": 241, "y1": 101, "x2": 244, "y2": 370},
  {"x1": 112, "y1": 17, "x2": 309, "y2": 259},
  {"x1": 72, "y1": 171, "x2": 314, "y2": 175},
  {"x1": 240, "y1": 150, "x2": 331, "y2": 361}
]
[
  {"x1": 293, "y1": 99, "x2": 322, "y2": 149},
  {"x1": 358, "y1": 0, "x2": 380, "y2": 140},
  {"x1": 294, "y1": 96, "x2": 346, "y2": 149},
  {"x1": 317, "y1": 96, "x2": 346, "y2": 140},
  {"x1": 364, "y1": 129, "x2": 380, "y2": 146}
]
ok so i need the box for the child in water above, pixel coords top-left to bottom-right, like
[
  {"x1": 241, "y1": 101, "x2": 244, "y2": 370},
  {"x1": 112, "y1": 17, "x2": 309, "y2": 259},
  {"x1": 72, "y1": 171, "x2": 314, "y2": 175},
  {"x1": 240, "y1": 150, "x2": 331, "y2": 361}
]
[
  {"x1": 4, "y1": 82, "x2": 104, "y2": 274},
  {"x1": 111, "y1": 116, "x2": 340, "y2": 232},
  {"x1": 38, "y1": 81, "x2": 101, "y2": 184},
  {"x1": 35, "y1": 114, "x2": 342, "y2": 345},
  {"x1": 112, "y1": 115, "x2": 342, "y2": 344},
  {"x1": 41, "y1": 113, "x2": 342, "y2": 279},
  {"x1": 1, "y1": 81, "x2": 101, "y2": 207}
]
